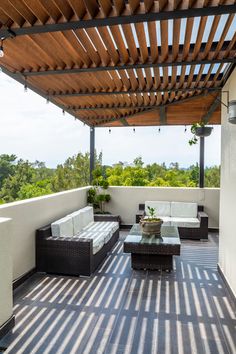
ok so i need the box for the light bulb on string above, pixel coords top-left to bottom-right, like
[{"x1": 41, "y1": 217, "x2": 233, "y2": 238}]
[
  {"x1": 158, "y1": 127, "x2": 161, "y2": 133},
  {"x1": 62, "y1": 109, "x2": 65, "y2": 116},
  {"x1": 24, "y1": 75, "x2": 28, "y2": 92},
  {"x1": 0, "y1": 40, "x2": 4, "y2": 58},
  {"x1": 109, "y1": 129, "x2": 111, "y2": 134},
  {"x1": 184, "y1": 125, "x2": 187, "y2": 133}
]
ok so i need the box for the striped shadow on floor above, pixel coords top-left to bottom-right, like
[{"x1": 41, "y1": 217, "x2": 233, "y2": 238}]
[{"x1": 0, "y1": 232, "x2": 235, "y2": 354}]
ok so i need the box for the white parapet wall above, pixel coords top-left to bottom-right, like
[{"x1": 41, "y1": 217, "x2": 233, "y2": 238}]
[
  {"x1": 107, "y1": 186, "x2": 220, "y2": 228},
  {"x1": 0, "y1": 187, "x2": 89, "y2": 281},
  {"x1": 0, "y1": 217, "x2": 13, "y2": 330},
  {"x1": 219, "y1": 67, "x2": 236, "y2": 298}
]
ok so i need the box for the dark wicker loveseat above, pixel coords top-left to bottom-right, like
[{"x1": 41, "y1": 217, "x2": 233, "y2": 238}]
[
  {"x1": 136, "y1": 202, "x2": 208, "y2": 240},
  {"x1": 36, "y1": 214, "x2": 119, "y2": 277}
]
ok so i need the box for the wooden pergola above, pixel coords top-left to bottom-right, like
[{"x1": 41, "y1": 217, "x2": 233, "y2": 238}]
[{"x1": 0, "y1": 0, "x2": 235, "y2": 182}]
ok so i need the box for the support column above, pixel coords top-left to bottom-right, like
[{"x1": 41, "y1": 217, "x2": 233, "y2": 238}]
[
  {"x1": 90, "y1": 126, "x2": 95, "y2": 184},
  {"x1": 199, "y1": 136, "x2": 205, "y2": 188}
]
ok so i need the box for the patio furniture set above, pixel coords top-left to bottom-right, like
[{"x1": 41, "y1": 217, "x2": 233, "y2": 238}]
[{"x1": 36, "y1": 201, "x2": 208, "y2": 275}]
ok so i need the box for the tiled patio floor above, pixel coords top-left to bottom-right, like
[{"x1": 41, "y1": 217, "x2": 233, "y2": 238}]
[{"x1": 1, "y1": 232, "x2": 236, "y2": 354}]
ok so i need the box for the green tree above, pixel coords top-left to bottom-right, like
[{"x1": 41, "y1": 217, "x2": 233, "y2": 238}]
[
  {"x1": 0, "y1": 154, "x2": 17, "y2": 189},
  {"x1": 0, "y1": 159, "x2": 35, "y2": 202},
  {"x1": 18, "y1": 179, "x2": 52, "y2": 199}
]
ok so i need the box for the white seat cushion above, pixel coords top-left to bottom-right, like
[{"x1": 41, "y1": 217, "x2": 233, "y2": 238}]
[
  {"x1": 80, "y1": 206, "x2": 94, "y2": 228},
  {"x1": 83, "y1": 221, "x2": 119, "y2": 243},
  {"x1": 171, "y1": 202, "x2": 197, "y2": 218},
  {"x1": 160, "y1": 216, "x2": 172, "y2": 226},
  {"x1": 171, "y1": 217, "x2": 200, "y2": 228},
  {"x1": 51, "y1": 216, "x2": 74, "y2": 238},
  {"x1": 69, "y1": 210, "x2": 84, "y2": 235},
  {"x1": 145, "y1": 201, "x2": 171, "y2": 217},
  {"x1": 78, "y1": 230, "x2": 105, "y2": 254}
]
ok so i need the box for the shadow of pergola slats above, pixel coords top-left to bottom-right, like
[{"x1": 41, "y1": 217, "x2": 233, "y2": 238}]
[{"x1": 1, "y1": 232, "x2": 235, "y2": 354}]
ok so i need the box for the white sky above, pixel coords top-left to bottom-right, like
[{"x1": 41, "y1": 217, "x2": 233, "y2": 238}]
[{"x1": 0, "y1": 72, "x2": 221, "y2": 168}]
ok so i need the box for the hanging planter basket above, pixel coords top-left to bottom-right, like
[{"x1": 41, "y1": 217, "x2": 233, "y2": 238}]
[{"x1": 193, "y1": 126, "x2": 213, "y2": 138}]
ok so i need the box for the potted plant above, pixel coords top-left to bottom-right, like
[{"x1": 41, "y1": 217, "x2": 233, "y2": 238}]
[
  {"x1": 140, "y1": 206, "x2": 163, "y2": 236},
  {"x1": 87, "y1": 167, "x2": 111, "y2": 214},
  {"x1": 189, "y1": 122, "x2": 213, "y2": 145}
]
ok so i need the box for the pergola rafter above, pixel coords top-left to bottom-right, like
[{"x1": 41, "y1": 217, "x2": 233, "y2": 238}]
[
  {"x1": 0, "y1": 3, "x2": 235, "y2": 39},
  {"x1": 0, "y1": 0, "x2": 235, "y2": 127}
]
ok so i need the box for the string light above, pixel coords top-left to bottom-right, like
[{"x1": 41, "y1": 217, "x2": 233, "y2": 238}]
[
  {"x1": 24, "y1": 77, "x2": 28, "y2": 92},
  {"x1": 62, "y1": 109, "x2": 65, "y2": 116},
  {"x1": 109, "y1": 129, "x2": 111, "y2": 134},
  {"x1": 46, "y1": 95, "x2": 50, "y2": 104},
  {"x1": 0, "y1": 39, "x2": 4, "y2": 57},
  {"x1": 133, "y1": 126, "x2": 135, "y2": 133},
  {"x1": 184, "y1": 125, "x2": 187, "y2": 133},
  {"x1": 158, "y1": 127, "x2": 161, "y2": 133}
]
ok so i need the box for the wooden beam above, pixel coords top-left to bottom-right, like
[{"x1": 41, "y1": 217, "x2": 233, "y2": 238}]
[
  {"x1": 1, "y1": 4, "x2": 235, "y2": 38},
  {"x1": 159, "y1": 106, "x2": 166, "y2": 125},
  {"x1": 52, "y1": 86, "x2": 222, "y2": 98},
  {"x1": 120, "y1": 118, "x2": 129, "y2": 126},
  {"x1": 94, "y1": 92, "x2": 221, "y2": 126},
  {"x1": 16, "y1": 55, "x2": 235, "y2": 77},
  {"x1": 202, "y1": 95, "x2": 221, "y2": 124}
]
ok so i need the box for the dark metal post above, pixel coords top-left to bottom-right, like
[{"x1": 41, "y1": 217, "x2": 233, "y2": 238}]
[
  {"x1": 199, "y1": 136, "x2": 205, "y2": 188},
  {"x1": 90, "y1": 127, "x2": 95, "y2": 184}
]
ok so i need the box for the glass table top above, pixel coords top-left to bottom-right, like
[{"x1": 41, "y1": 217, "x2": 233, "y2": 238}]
[{"x1": 124, "y1": 224, "x2": 180, "y2": 246}]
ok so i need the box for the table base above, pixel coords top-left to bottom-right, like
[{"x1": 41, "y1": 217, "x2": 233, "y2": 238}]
[{"x1": 131, "y1": 254, "x2": 173, "y2": 271}]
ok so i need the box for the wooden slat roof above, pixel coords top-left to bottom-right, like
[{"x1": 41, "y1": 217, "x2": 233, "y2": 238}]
[{"x1": 0, "y1": 0, "x2": 235, "y2": 127}]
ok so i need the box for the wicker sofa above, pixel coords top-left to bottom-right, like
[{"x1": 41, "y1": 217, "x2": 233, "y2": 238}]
[
  {"x1": 136, "y1": 201, "x2": 208, "y2": 240},
  {"x1": 36, "y1": 206, "x2": 119, "y2": 276}
]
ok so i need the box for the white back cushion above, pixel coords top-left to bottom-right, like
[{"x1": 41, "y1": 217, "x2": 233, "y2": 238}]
[
  {"x1": 80, "y1": 206, "x2": 94, "y2": 228},
  {"x1": 171, "y1": 202, "x2": 197, "y2": 218},
  {"x1": 145, "y1": 201, "x2": 171, "y2": 217},
  {"x1": 69, "y1": 210, "x2": 84, "y2": 235},
  {"x1": 51, "y1": 216, "x2": 74, "y2": 238}
]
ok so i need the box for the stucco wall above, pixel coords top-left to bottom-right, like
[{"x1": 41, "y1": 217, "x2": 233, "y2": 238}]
[
  {"x1": 107, "y1": 186, "x2": 220, "y2": 228},
  {"x1": 219, "y1": 67, "x2": 236, "y2": 297},
  {"x1": 0, "y1": 187, "x2": 89, "y2": 280},
  {"x1": 0, "y1": 217, "x2": 13, "y2": 328}
]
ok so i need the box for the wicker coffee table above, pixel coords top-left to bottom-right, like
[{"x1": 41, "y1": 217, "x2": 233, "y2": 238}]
[{"x1": 123, "y1": 224, "x2": 181, "y2": 271}]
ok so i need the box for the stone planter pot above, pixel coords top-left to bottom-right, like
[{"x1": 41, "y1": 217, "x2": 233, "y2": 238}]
[
  {"x1": 140, "y1": 219, "x2": 163, "y2": 236},
  {"x1": 194, "y1": 126, "x2": 213, "y2": 137}
]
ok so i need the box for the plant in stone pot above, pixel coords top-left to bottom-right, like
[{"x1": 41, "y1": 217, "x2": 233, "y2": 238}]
[
  {"x1": 87, "y1": 167, "x2": 111, "y2": 214},
  {"x1": 140, "y1": 206, "x2": 163, "y2": 236},
  {"x1": 189, "y1": 122, "x2": 213, "y2": 145}
]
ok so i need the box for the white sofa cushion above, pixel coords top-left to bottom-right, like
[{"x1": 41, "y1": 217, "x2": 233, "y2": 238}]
[
  {"x1": 171, "y1": 202, "x2": 197, "y2": 218},
  {"x1": 78, "y1": 230, "x2": 105, "y2": 254},
  {"x1": 83, "y1": 221, "x2": 119, "y2": 243},
  {"x1": 160, "y1": 216, "x2": 172, "y2": 226},
  {"x1": 80, "y1": 206, "x2": 94, "y2": 228},
  {"x1": 171, "y1": 217, "x2": 200, "y2": 228},
  {"x1": 69, "y1": 210, "x2": 84, "y2": 235},
  {"x1": 145, "y1": 201, "x2": 171, "y2": 217},
  {"x1": 51, "y1": 216, "x2": 74, "y2": 238}
]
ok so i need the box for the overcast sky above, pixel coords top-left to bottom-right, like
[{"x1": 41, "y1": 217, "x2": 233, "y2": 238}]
[{"x1": 0, "y1": 72, "x2": 221, "y2": 168}]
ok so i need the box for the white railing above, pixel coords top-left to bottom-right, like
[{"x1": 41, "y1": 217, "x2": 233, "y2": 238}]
[
  {"x1": 0, "y1": 187, "x2": 89, "y2": 281},
  {"x1": 0, "y1": 217, "x2": 13, "y2": 330}
]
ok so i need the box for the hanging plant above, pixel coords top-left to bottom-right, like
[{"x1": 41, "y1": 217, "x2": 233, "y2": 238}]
[{"x1": 188, "y1": 122, "x2": 213, "y2": 146}]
